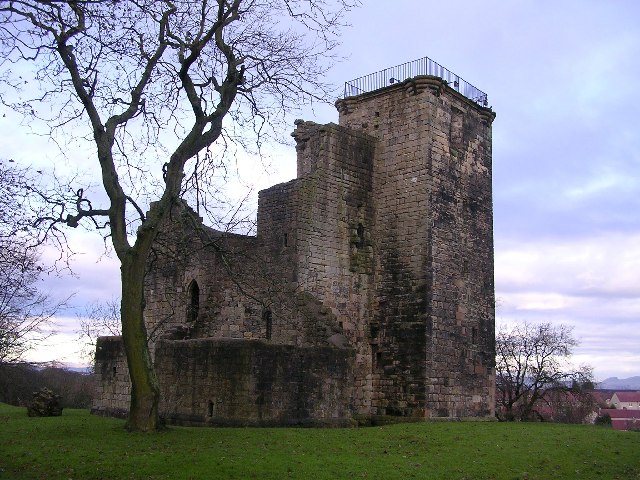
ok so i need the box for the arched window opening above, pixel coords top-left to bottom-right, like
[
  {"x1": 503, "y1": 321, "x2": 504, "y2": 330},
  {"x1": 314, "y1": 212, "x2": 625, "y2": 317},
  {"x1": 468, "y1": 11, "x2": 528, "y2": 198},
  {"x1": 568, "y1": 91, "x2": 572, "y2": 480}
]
[
  {"x1": 187, "y1": 280, "x2": 200, "y2": 323},
  {"x1": 356, "y1": 223, "x2": 365, "y2": 249},
  {"x1": 263, "y1": 309, "x2": 272, "y2": 340},
  {"x1": 207, "y1": 400, "x2": 214, "y2": 417}
]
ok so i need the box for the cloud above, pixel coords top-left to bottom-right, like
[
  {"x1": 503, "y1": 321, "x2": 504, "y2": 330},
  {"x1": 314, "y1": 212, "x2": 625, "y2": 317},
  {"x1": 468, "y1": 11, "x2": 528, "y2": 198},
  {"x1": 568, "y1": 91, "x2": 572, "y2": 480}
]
[
  {"x1": 23, "y1": 315, "x2": 88, "y2": 367},
  {"x1": 6, "y1": 0, "x2": 640, "y2": 381},
  {"x1": 37, "y1": 230, "x2": 120, "y2": 315},
  {"x1": 497, "y1": 233, "x2": 640, "y2": 297},
  {"x1": 496, "y1": 232, "x2": 640, "y2": 380}
]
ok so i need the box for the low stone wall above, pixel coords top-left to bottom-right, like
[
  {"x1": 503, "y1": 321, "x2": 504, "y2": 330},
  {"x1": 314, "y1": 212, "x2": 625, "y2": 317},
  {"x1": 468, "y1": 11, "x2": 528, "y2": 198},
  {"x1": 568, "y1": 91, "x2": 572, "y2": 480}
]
[
  {"x1": 92, "y1": 336, "x2": 356, "y2": 426},
  {"x1": 92, "y1": 336, "x2": 130, "y2": 419}
]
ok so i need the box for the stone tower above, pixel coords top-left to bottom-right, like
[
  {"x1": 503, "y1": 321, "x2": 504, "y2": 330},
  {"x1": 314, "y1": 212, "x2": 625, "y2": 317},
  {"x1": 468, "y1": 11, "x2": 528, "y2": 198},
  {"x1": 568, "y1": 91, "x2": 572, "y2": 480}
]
[
  {"x1": 93, "y1": 59, "x2": 496, "y2": 425},
  {"x1": 336, "y1": 74, "x2": 496, "y2": 418}
]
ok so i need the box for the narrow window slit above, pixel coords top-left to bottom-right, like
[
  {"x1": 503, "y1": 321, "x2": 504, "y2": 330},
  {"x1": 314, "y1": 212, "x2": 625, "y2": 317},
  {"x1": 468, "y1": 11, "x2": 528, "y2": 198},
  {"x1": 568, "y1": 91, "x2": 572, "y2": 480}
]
[
  {"x1": 187, "y1": 280, "x2": 200, "y2": 323},
  {"x1": 263, "y1": 309, "x2": 272, "y2": 340}
]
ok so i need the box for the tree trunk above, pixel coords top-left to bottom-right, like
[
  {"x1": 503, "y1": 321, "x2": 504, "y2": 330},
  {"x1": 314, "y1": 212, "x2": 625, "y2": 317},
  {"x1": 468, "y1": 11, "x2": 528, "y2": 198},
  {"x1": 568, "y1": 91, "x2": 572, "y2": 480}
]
[
  {"x1": 503, "y1": 403, "x2": 516, "y2": 421},
  {"x1": 120, "y1": 251, "x2": 161, "y2": 432}
]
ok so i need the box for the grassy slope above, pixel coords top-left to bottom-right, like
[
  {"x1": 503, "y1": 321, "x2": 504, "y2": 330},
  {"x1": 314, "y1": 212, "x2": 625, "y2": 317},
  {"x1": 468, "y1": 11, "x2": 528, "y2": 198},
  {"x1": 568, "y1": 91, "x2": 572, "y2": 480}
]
[{"x1": 0, "y1": 403, "x2": 638, "y2": 480}]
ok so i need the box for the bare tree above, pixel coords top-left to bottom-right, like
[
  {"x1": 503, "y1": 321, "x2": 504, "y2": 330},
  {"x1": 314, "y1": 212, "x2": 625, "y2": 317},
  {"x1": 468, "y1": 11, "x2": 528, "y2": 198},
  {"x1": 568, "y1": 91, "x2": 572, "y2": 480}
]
[
  {"x1": 77, "y1": 298, "x2": 121, "y2": 367},
  {"x1": 0, "y1": 249, "x2": 61, "y2": 364},
  {"x1": 0, "y1": 0, "x2": 355, "y2": 431},
  {"x1": 0, "y1": 159, "x2": 66, "y2": 365},
  {"x1": 495, "y1": 321, "x2": 593, "y2": 421}
]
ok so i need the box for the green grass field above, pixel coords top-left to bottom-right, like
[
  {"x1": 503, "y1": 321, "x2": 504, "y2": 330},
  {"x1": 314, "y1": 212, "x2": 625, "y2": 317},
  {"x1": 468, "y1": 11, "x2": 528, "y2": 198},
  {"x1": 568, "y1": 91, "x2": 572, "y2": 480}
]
[{"x1": 1, "y1": 403, "x2": 638, "y2": 480}]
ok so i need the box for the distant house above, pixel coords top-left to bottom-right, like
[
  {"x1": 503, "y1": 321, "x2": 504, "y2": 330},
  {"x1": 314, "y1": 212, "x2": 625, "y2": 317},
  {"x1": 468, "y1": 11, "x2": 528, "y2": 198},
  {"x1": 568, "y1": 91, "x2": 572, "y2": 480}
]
[
  {"x1": 610, "y1": 392, "x2": 640, "y2": 409},
  {"x1": 600, "y1": 408, "x2": 640, "y2": 431}
]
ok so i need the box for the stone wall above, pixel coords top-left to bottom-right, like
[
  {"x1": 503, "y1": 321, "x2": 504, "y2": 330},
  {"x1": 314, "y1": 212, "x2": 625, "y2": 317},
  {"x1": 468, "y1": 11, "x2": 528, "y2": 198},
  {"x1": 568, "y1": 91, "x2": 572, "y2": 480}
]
[
  {"x1": 92, "y1": 336, "x2": 130, "y2": 418},
  {"x1": 92, "y1": 336, "x2": 355, "y2": 426},
  {"x1": 156, "y1": 338, "x2": 354, "y2": 426}
]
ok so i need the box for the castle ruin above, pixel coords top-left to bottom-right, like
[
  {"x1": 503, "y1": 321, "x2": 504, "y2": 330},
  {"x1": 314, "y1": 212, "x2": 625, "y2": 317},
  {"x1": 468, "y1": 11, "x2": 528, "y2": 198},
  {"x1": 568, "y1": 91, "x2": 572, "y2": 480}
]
[{"x1": 93, "y1": 58, "x2": 497, "y2": 426}]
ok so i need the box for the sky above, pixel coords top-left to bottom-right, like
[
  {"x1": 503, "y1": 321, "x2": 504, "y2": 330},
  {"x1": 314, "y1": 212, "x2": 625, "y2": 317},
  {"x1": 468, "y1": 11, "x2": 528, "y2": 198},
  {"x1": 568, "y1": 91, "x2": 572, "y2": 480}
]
[{"x1": 2, "y1": 0, "x2": 639, "y2": 381}]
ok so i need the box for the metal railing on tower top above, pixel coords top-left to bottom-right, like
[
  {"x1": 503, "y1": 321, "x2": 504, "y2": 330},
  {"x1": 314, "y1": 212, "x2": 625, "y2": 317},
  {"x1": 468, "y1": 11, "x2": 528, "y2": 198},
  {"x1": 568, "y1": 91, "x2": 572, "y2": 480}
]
[{"x1": 343, "y1": 56, "x2": 488, "y2": 107}]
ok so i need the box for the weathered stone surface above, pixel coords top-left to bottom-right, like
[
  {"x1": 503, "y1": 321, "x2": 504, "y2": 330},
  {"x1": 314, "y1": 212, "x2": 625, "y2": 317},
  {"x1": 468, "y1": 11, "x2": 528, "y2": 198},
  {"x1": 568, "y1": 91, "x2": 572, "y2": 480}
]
[
  {"x1": 92, "y1": 75, "x2": 496, "y2": 425},
  {"x1": 93, "y1": 336, "x2": 355, "y2": 426},
  {"x1": 27, "y1": 388, "x2": 62, "y2": 417}
]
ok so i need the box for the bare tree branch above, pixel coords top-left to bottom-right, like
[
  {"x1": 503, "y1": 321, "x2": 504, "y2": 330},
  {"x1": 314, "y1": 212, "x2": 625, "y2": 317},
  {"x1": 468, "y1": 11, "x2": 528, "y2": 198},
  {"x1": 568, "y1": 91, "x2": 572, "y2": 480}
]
[
  {"x1": 0, "y1": 0, "x2": 358, "y2": 432},
  {"x1": 0, "y1": 159, "x2": 69, "y2": 364}
]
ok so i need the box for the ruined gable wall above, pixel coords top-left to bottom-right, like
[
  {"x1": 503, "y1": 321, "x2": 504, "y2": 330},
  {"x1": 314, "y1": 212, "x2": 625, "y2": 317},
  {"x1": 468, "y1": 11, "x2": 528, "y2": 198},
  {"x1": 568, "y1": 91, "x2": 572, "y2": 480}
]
[
  {"x1": 143, "y1": 201, "x2": 344, "y2": 350},
  {"x1": 337, "y1": 77, "x2": 496, "y2": 418},
  {"x1": 143, "y1": 209, "x2": 269, "y2": 352},
  {"x1": 275, "y1": 122, "x2": 378, "y2": 413}
]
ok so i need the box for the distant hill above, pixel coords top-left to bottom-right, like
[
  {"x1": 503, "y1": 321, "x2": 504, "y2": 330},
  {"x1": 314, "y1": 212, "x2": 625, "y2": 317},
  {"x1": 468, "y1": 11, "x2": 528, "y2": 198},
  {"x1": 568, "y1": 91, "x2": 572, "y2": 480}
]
[
  {"x1": 65, "y1": 366, "x2": 93, "y2": 374},
  {"x1": 598, "y1": 376, "x2": 640, "y2": 390}
]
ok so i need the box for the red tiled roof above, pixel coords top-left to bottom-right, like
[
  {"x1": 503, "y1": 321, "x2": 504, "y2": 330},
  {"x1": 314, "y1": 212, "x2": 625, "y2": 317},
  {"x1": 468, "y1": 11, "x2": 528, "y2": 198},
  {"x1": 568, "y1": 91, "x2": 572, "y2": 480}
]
[
  {"x1": 601, "y1": 408, "x2": 640, "y2": 431},
  {"x1": 611, "y1": 418, "x2": 640, "y2": 431},
  {"x1": 614, "y1": 391, "x2": 640, "y2": 402},
  {"x1": 600, "y1": 408, "x2": 640, "y2": 419}
]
